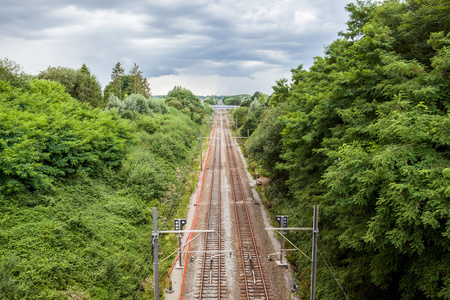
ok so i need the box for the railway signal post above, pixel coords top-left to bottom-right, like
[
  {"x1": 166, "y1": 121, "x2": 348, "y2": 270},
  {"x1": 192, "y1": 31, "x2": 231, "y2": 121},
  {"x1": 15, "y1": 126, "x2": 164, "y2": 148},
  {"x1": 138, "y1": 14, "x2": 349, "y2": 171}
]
[
  {"x1": 275, "y1": 215, "x2": 288, "y2": 266},
  {"x1": 174, "y1": 219, "x2": 187, "y2": 268},
  {"x1": 152, "y1": 207, "x2": 159, "y2": 300},
  {"x1": 266, "y1": 205, "x2": 319, "y2": 300},
  {"x1": 152, "y1": 207, "x2": 215, "y2": 300}
]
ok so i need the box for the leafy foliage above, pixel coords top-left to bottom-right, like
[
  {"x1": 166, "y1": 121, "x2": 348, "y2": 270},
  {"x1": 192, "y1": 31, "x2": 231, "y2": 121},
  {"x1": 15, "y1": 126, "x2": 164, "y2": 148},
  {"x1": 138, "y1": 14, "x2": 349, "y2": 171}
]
[
  {"x1": 203, "y1": 97, "x2": 218, "y2": 105},
  {"x1": 0, "y1": 75, "x2": 203, "y2": 299},
  {"x1": 37, "y1": 65, "x2": 103, "y2": 107},
  {"x1": 222, "y1": 94, "x2": 250, "y2": 106},
  {"x1": 165, "y1": 86, "x2": 205, "y2": 123},
  {"x1": 241, "y1": 99, "x2": 263, "y2": 136},
  {"x1": 248, "y1": 104, "x2": 287, "y2": 178},
  {"x1": 0, "y1": 58, "x2": 31, "y2": 88},
  {"x1": 106, "y1": 94, "x2": 169, "y2": 120},
  {"x1": 104, "y1": 62, "x2": 151, "y2": 101},
  {"x1": 247, "y1": 0, "x2": 450, "y2": 299},
  {"x1": 231, "y1": 106, "x2": 248, "y2": 128},
  {"x1": 0, "y1": 79, "x2": 131, "y2": 193}
]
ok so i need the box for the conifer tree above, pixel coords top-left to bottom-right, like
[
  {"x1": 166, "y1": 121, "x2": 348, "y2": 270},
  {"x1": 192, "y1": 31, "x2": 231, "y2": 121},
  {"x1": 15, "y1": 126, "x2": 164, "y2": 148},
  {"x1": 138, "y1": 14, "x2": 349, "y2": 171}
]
[
  {"x1": 110, "y1": 62, "x2": 125, "y2": 99},
  {"x1": 127, "y1": 63, "x2": 142, "y2": 95},
  {"x1": 74, "y1": 64, "x2": 102, "y2": 107}
]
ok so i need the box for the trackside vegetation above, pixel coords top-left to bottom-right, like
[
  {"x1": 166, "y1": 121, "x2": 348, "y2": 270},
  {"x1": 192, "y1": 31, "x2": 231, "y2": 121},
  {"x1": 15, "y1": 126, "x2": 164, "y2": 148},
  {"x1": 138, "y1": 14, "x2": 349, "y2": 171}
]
[
  {"x1": 242, "y1": 0, "x2": 450, "y2": 299},
  {"x1": 0, "y1": 61, "x2": 207, "y2": 299}
]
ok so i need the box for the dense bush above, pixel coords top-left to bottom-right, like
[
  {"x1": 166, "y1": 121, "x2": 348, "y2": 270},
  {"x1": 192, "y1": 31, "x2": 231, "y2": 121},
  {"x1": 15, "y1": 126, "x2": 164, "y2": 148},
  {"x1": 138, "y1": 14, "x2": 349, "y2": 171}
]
[
  {"x1": 147, "y1": 97, "x2": 169, "y2": 114},
  {"x1": 120, "y1": 146, "x2": 167, "y2": 201},
  {"x1": 165, "y1": 86, "x2": 205, "y2": 123},
  {"x1": 0, "y1": 79, "x2": 131, "y2": 193},
  {"x1": 106, "y1": 94, "x2": 169, "y2": 119},
  {"x1": 123, "y1": 94, "x2": 153, "y2": 115}
]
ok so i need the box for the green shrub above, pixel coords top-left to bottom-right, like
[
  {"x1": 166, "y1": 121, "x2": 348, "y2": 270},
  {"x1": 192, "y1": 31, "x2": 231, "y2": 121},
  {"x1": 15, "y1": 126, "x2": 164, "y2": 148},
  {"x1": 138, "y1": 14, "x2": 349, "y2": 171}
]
[
  {"x1": 135, "y1": 115, "x2": 159, "y2": 134},
  {"x1": 147, "y1": 97, "x2": 169, "y2": 114},
  {"x1": 123, "y1": 94, "x2": 150, "y2": 115},
  {"x1": 166, "y1": 99, "x2": 182, "y2": 110},
  {"x1": 0, "y1": 79, "x2": 132, "y2": 193},
  {"x1": 120, "y1": 146, "x2": 167, "y2": 201},
  {"x1": 106, "y1": 94, "x2": 123, "y2": 111},
  {"x1": 0, "y1": 257, "x2": 30, "y2": 299}
]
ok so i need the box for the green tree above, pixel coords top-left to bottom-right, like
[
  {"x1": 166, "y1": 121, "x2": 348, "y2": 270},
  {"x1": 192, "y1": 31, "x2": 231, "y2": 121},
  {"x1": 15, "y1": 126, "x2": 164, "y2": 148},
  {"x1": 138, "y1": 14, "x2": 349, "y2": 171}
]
[
  {"x1": 125, "y1": 63, "x2": 151, "y2": 98},
  {"x1": 338, "y1": 0, "x2": 377, "y2": 40},
  {"x1": 203, "y1": 97, "x2": 218, "y2": 105},
  {"x1": 73, "y1": 64, "x2": 103, "y2": 107},
  {"x1": 241, "y1": 99, "x2": 263, "y2": 136},
  {"x1": 223, "y1": 95, "x2": 250, "y2": 106},
  {"x1": 0, "y1": 58, "x2": 31, "y2": 88},
  {"x1": 37, "y1": 65, "x2": 103, "y2": 107},
  {"x1": 240, "y1": 98, "x2": 253, "y2": 107},
  {"x1": 110, "y1": 62, "x2": 125, "y2": 99},
  {"x1": 141, "y1": 77, "x2": 151, "y2": 98},
  {"x1": 268, "y1": 78, "x2": 289, "y2": 107},
  {"x1": 165, "y1": 86, "x2": 204, "y2": 123},
  {"x1": 250, "y1": 91, "x2": 262, "y2": 101},
  {"x1": 249, "y1": 104, "x2": 286, "y2": 178},
  {"x1": 231, "y1": 106, "x2": 249, "y2": 128},
  {"x1": 251, "y1": 1, "x2": 450, "y2": 299},
  {"x1": 37, "y1": 66, "x2": 78, "y2": 95}
]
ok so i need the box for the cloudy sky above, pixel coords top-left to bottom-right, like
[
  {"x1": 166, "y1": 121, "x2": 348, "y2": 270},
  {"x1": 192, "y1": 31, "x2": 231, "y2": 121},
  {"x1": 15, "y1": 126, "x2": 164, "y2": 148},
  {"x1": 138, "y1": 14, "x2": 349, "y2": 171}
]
[{"x1": 1, "y1": 0, "x2": 357, "y2": 95}]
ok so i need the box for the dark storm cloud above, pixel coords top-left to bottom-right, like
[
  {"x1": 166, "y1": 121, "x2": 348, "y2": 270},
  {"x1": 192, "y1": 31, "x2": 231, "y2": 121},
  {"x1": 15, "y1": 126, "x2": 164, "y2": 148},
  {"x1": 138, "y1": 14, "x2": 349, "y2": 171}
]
[{"x1": 0, "y1": 0, "x2": 357, "y2": 94}]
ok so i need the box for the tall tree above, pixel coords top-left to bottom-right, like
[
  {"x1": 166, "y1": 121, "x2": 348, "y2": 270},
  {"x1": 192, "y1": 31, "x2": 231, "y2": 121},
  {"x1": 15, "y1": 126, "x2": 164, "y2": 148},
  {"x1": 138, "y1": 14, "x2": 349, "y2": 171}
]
[
  {"x1": 110, "y1": 62, "x2": 125, "y2": 99},
  {"x1": 0, "y1": 58, "x2": 30, "y2": 88},
  {"x1": 74, "y1": 64, "x2": 103, "y2": 107},
  {"x1": 141, "y1": 76, "x2": 151, "y2": 98},
  {"x1": 37, "y1": 65, "x2": 103, "y2": 107},
  {"x1": 268, "y1": 78, "x2": 289, "y2": 108},
  {"x1": 127, "y1": 63, "x2": 142, "y2": 95},
  {"x1": 126, "y1": 63, "x2": 151, "y2": 97}
]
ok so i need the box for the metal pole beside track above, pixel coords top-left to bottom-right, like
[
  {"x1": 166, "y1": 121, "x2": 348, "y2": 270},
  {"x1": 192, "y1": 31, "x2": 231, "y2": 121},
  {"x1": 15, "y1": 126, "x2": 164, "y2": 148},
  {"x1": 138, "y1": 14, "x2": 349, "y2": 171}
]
[
  {"x1": 153, "y1": 207, "x2": 159, "y2": 300},
  {"x1": 247, "y1": 129, "x2": 249, "y2": 170},
  {"x1": 200, "y1": 130, "x2": 203, "y2": 171},
  {"x1": 311, "y1": 205, "x2": 319, "y2": 300}
]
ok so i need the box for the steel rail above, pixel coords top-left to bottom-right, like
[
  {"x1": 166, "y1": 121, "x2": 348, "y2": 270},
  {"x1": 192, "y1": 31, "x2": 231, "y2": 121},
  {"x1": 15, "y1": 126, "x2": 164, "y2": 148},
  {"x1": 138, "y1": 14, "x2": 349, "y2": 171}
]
[
  {"x1": 197, "y1": 110, "x2": 226, "y2": 299},
  {"x1": 224, "y1": 117, "x2": 270, "y2": 300}
]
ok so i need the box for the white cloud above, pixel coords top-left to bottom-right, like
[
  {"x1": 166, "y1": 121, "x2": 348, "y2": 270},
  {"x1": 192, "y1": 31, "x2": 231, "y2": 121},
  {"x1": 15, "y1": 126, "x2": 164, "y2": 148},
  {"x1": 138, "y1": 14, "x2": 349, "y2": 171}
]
[
  {"x1": 148, "y1": 66, "x2": 290, "y2": 96},
  {"x1": 0, "y1": 0, "x2": 357, "y2": 94}
]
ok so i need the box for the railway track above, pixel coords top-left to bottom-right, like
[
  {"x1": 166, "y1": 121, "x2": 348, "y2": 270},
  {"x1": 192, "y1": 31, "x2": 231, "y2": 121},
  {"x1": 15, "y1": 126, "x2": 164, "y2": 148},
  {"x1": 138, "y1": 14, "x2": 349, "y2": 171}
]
[
  {"x1": 189, "y1": 110, "x2": 271, "y2": 299},
  {"x1": 194, "y1": 112, "x2": 227, "y2": 299},
  {"x1": 224, "y1": 112, "x2": 272, "y2": 300}
]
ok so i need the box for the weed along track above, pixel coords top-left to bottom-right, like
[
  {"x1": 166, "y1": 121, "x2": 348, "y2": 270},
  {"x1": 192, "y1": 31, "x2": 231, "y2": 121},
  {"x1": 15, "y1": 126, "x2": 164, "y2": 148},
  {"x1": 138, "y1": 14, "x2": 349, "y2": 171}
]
[{"x1": 178, "y1": 109, "x2": 281, "y2": 299}]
